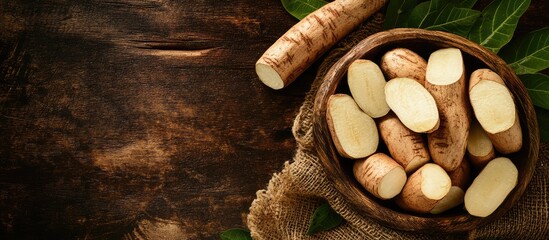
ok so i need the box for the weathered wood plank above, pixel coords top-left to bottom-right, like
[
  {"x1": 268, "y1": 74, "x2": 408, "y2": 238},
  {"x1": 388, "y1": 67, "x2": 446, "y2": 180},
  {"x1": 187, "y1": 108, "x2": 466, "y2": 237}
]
[{"x1": 0, "y1": 0, "x2": 547, "y2": 239}]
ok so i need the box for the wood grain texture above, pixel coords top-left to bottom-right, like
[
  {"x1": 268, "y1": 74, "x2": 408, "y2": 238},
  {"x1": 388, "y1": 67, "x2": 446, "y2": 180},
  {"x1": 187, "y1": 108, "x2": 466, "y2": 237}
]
[
  {"x1": 0, "y1": 0, "x2": 309, "y2": 239},
  {"x1": 0, "y1": 0, "x2": 547, "y2": 239}
]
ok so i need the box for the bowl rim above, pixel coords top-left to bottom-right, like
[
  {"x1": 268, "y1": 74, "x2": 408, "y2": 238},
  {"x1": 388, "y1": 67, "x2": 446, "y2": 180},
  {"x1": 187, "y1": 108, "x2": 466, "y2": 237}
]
[{"x1": 312, "y1": 28, "x2": 540, "y2": 232}]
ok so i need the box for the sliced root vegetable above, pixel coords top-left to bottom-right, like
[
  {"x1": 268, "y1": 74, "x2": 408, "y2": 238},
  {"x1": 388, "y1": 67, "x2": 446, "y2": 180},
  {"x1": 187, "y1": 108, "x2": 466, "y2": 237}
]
[
  {"x1": 255, "y1": 0, "x2": 387, "y2": 89},
  {"x1": 465, "y1": 157, "x2": 518, "y2": 217},
  {"x1": 469, "y1": 69, "x2": 516, "y2": 133},
  {"x1": 380, "y1": 48, "x2": 427, "y2": 85},
  {"x1": 489, "y1": 116, "x2": 523, "y2": 154},
  {"x1": 394, "y1": 163, "x2": 451, "y2": 213},
  {"x1": 353, "y1": 153, "x2": 407, "y2": 200},
  {"x1": 348, "y1": 59, "x2": 390, "y2": 118},
  {"x1": 430, "y1": 186, "x2": 465, "y2": 214},
  {"x1": 431, "y1": 159, "x2": 471, "y2": 214},
  {"x1": 425, "y1": 48, "x2": 470, "y2": 172},
  {"x1": 469, "y1": 69, "x2": 522, "y2": 154},
  {"x1": 377, "y1": 112, "x2": 430, "y2": 173},
  {"x1": 385, "y1": 77, "x2": 439, "y2": 133},
  {"x1": 326, "y1": 94, "x2": 379, "y2": 159},
  {"x1": 467, "y1": 120, "x2": 496, "y2": 169}
]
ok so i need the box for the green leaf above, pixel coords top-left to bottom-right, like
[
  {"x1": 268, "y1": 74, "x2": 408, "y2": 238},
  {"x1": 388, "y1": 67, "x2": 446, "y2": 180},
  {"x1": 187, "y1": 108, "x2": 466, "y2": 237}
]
[
  {"x1": 307, "y1": 202, "x2": 343, "y2": 235},
  {"x1": 407, "y1": 0, "x2": 447, "y2": 28},
  {"x1": 425, "y1": 7, "x2": 480, "y2": 37},
  {"x1": 455, "y1": 0, "x2": 477, "y2": 8},
  {"x1": 536, "y1": 107, "x2": 549, "y2": 142},
  {"x1": 220, "y1": 228, "x2": 252, "y2": 240},
  {"x1": 520, "y1": 73, "x2": 549, "y2": 110},
  {"x1": 281, "y1": 0, "x2": 329, "y2": 20},
  {"x1": 499, "y1": 27, "x2": 549, "y2": 75},
  {"x1": 383, "y1": 0, "x2": 418, "y2": 29},
  {"x1": 467, "y1": 0, "x2": 531, "y2": 53}
]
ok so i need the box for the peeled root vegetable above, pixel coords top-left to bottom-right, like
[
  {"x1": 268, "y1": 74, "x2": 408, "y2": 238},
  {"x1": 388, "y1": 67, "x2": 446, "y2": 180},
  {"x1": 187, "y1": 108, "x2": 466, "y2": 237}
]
[
  {"x1": 395, "y1": 163, "x2": 451, "y2": 213},
  {"x1": 385, "y1": 77, "x2": 439, "y2": 133},
  {"x1": 465, "y1": 157, "x2": 518, "y2": 217},
  {"x1": 467, "y1": 120, "x2": 496, "y2": 169},
  {"x1": 255, "y1": 0, "x2": 387, "y2": 89},
  {"x1": 380, "y1": 48, "x2": 427, "y2": 85},
  {"x1": 426, "y1": 48, "x2": 470, "y2": 172},
  {"x1": 469, "y1": 69, "x2": 522, "y2": 154},
  {"x1": 353, "y1": 153, "x2": 407, "y2": 200},
  {"x1": 377, "y1": 112, "x2": 430, "y2": 173},
  {"x1": 326, "y1": 94, "x2": 378, "y2": 159},
  {"x1": 348, "y1": 59, "x2": 390, "y2": 118}
]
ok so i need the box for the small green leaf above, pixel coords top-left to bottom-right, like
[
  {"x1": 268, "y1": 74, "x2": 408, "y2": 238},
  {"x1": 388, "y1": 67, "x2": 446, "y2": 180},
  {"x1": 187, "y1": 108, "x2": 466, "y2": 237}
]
[
  {"x1": 499, "y1": 27, "x2": 549, "y2": 75},
  {"x1": 536, "y1": 107, "x2": 549, "y2": 142},
  {"x1": 425, "y1": 7, "x2": 480, "y2": 37},
  {"x1": 407, "y1": 0, "x2": 447, "y2": 28},
  {"x1": 281, "y1": 0, "x2": 329, "y2": 20},
  {"x1": 468, "y1": 0, "x2": 531, "y2": 53},
  {"x1": 383, "y1": 0, "x2": 418, "y2": 29},
  {"x1": 220, "y1": 228, "x2": 252, "y2": 240},
  {"x1": 520, "y1": 73, "x2": 549, "y2": 110},
  {"x1": 307, "y1": 202, "x2": 343, "y2": 235}
]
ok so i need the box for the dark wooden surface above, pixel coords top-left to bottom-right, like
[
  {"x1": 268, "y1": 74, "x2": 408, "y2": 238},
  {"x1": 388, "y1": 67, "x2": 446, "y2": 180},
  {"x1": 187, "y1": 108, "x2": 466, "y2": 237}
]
[{"x1": 0, "y1": 0, "x2": 546, "y2": 239}]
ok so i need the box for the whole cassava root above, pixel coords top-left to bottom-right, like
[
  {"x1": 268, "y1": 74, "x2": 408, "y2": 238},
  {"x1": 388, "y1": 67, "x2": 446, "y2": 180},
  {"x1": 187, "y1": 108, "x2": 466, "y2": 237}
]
[
  {"x1": 353, "y1": 153, "x2": 407, "y2": 200},
  {"x1": 380, "y1": 48, "x2": 427, "y2": 85},
  {"x1": 394, "y1": 163, "x2": 451, "y2": 213},
  {"x1": 385, "y1": 77, "x2": 439, "y2": 133},
  {"x1": 377, "y1": 112, "x2": 429, "y2": 173},
  {"x1": 425, "y1": 48, "x2": 470, "y2": 172},
  {"x1": 465, "y1": 157, "x2": 518, "y2": 217},
  {"x1": 469, "y1": 69, "x2": 522, "y2": 154},
  {"x1": 326, "y1": 94, "x2": 378, "y2": 159},
  {"x1": 255, "y1": 0, "x2": 387, "y2": 89},
  {"x1": 348, "y1": 59, "x2": 390, "y2": 118}
]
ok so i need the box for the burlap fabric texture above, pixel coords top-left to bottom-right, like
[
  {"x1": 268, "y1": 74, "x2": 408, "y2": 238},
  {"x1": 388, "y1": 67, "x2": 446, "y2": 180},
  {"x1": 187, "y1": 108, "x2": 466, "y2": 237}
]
[{"x1": 247, "y1": 14, "x2": 549, "y2": 239}]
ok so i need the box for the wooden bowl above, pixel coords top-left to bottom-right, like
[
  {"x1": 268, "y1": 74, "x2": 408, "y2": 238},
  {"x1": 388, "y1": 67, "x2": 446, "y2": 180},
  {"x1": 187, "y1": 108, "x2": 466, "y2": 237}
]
[{"x1": 312, "y1": 28, "x2": 539, "y2": 232}]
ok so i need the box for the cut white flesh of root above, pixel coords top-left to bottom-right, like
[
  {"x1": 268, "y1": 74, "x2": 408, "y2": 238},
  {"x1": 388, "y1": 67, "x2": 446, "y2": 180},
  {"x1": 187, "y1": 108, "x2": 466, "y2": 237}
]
[
  {"x1": 256, "y1": 63, "x2": 284, "y2": 90},
  {"x1": 421, "y1": 163, "x2": 452, "y2": 200},
  {"x1": 327, "y1": 94, "x2": 379, "y2": 159},
  {"x1": 385, "y1": 78, "x2": 439, "y2": 133},
  {"x1": 470, "y1": 80, "x2": 516, "y2": 134},
  {"x1": 467, "y1": 121, "x2": 494, "y2": 158},
  {"x1": 379, "y1": 167, "x2": 407, "y2": 199},
  {"x1": 430, "y1": 186, "x2": 465, "y2": 214},
  {"x1": 348, "y1": 59, "x2": 390, "y2": 118},
  {"x1": 426, "y1": 48, "x2": 464, "y2": 85},
  {"x1": 465, "y1": 157, "x2": 518, "y2": 217}
]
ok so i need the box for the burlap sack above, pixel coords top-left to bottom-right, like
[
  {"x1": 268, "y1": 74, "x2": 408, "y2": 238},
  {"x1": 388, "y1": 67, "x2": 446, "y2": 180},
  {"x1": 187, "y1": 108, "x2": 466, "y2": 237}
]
[{"x1": 247, "y1": 14, "x2": 549, "y2": 239}]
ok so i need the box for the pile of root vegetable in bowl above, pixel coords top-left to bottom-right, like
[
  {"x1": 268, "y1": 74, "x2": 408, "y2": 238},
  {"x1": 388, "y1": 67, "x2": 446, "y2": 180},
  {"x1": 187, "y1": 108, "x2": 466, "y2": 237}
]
[{"x1": 312, "y1": 28, "x2": 539, "y2": 232}]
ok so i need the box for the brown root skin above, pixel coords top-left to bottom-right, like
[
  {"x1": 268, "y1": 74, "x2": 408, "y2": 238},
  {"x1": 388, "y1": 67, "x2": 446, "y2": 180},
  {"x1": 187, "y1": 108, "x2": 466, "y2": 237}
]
[
  {"x1": 394, "y1": 163, "x2": 451, "y2": 213},
  {"x1": 326, "y1": 94, "x2": 379, "y2": 159},
  {"x1": 353, "y1": 153, "x2": 407, "y2": 200},
  {"x1": 426, "y1": 48, "x2": 470, "y2": 172},
  {"x1": 448, "y1": 158, "x2": 471, "y2": 190},
  {"x1": 380, "y1": 48, "x2": 427, "y2": 85},
  {"x1": 255, "y1": 0, "x2": 387, "y2": 89},
  {"x1": 377, "y1": 112, "x2": 429, "y2": 173},
  {"x1": 488, "y1": 116, "x2": 523, "y2": 154}
]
